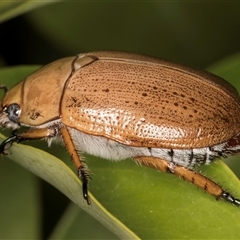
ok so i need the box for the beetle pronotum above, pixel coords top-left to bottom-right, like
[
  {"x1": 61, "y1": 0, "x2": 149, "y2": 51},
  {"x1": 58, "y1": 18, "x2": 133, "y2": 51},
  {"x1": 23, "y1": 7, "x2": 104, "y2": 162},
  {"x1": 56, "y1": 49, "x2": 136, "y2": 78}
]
[{"x1": 0, "y1": 51, "x2": 240, "y2": 206}]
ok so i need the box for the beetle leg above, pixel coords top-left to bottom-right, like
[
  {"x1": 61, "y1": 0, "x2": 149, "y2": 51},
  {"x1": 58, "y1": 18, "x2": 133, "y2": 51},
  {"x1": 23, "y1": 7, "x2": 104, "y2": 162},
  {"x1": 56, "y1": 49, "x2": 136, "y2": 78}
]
[
  {"x1": 0, "y1": 128, "x2": 56, "y2": 154},
  {"x1": 0, "y1": 135, "x2": 18, "y2": 154},
  {"x1": 135, "y1": 156, "x2": 240, "y2": 206},
  {"x1": 60, "y1": 126, "x2": 91, "y2": 205},
  {"x1": 15, "y1": 128, "x2": 56, "y2": 140}
]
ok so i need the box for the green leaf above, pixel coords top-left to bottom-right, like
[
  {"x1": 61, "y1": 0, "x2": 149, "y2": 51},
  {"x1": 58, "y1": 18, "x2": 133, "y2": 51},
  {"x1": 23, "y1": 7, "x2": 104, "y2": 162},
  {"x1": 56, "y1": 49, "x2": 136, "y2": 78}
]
[
  {"x1": 1, "y1": 56, "x2": 240, "y2": 239},
  {"x1": 0, "y1": 1, "x2": 60, "y2": 24},
  {"x1": 0, "y1": 133, "x2": 137, "y2": 239},
  {"x1": 0, "y1": 155, "x2": 41, "y2": 239},
  {"x1": 0, "y1": 66, "x2": 42, "y2": 239}
]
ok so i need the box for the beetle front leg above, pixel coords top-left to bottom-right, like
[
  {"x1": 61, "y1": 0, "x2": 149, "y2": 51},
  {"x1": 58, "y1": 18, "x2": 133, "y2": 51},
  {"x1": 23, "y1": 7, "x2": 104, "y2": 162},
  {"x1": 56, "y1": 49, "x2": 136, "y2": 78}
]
[
  {"x1": 134, "y1": 156, "x2": 240, "y2": 206},
  {"x1": 60, "y1": 126, "x2": 91, "y2": 205},
  {"x1": 0, "y1": 128, "x2": 56, "y2": 154}
]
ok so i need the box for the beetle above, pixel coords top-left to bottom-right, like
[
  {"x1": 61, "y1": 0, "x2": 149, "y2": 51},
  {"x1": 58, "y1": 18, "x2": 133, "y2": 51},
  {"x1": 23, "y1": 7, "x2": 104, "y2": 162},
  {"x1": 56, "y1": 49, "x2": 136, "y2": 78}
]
[{"x1": 0, "y1": 51, "x2": 240, "y2": 206}]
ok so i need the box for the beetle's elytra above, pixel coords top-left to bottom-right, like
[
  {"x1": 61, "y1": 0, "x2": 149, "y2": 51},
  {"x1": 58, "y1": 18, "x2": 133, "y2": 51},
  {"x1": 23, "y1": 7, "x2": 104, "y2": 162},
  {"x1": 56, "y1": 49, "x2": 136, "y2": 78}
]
[{"x1": 0, "y1": 51, "x2": 240, "y2": 206}]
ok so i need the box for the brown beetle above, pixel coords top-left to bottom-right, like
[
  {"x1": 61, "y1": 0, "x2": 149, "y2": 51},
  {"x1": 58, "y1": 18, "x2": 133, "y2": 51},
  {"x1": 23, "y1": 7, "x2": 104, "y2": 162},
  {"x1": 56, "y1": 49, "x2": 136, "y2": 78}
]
[{"x1": 0, "y1": 51, "x2": 240, "y2": 206}]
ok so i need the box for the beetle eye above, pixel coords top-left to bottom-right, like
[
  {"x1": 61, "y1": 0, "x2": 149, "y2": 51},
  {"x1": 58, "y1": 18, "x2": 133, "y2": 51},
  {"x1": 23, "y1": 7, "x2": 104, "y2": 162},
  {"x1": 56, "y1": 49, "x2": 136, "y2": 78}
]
[{"x1": 6, "y1": 104, "x2": 21, "y2": 123}]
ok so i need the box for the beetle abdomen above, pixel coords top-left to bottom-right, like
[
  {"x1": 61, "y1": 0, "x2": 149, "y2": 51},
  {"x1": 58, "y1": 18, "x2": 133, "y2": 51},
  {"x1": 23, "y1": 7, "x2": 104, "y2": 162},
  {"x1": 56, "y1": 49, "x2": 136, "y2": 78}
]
[
  {"x1": 67, "y1": 127, "x2": 221, "y2": 167},
  {"x1": 61, "y1": 53, "x2": 240, "y2": 149}
]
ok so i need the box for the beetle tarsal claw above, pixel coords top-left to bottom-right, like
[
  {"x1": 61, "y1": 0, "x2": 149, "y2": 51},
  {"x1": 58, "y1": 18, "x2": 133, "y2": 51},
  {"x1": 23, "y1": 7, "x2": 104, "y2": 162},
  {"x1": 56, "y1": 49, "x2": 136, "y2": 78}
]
[
  {"x1": 78, "y1": 167, "x2": 91, "y2": 205},
  {"x1": 0, "y1": 135, "x2": 18, "y2": 154},
  {"x1": 221, "y1": 192, "x2": 240, "y2": 206}
]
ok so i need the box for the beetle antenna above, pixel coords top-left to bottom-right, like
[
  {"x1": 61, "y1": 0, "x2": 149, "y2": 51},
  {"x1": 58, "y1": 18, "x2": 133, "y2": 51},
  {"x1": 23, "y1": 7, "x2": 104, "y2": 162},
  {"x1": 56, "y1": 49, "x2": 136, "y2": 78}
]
[{"x1": 0, "y1": 84, "x2": 8, "y2": 93}]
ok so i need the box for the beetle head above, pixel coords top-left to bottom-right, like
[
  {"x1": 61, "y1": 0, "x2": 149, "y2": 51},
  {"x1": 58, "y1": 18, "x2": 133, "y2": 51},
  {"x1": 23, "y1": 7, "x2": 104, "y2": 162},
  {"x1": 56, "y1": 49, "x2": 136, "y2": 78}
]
[
  {"x1": 0, "y1": 57, "x2": 77, "y2": 129},
  {"x1": 0, "y1": 81, "x2": 23, "y2": 129}
]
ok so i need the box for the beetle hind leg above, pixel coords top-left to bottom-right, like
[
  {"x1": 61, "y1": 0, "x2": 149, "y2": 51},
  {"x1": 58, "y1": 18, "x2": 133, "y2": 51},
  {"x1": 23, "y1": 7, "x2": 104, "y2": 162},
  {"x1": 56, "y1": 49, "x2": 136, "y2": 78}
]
[{"x1": 134, "y1": 156, "x2": 240, "y2": 207}]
